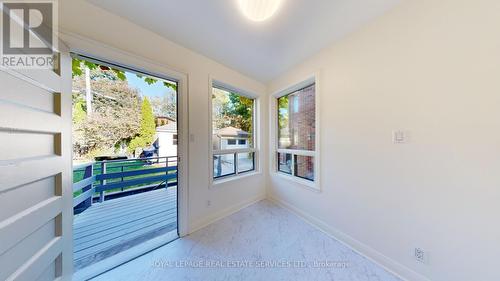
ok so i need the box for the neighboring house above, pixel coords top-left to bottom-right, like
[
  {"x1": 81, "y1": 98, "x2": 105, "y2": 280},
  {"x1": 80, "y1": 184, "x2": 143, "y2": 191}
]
[
  {"x1": 156, "y1": 121, "x2": 177, "y2": 158},
  {"x1": 212, "y1": 126, "x2": 250, "y2": 150},
  {"x1": 155, "y1": 116, "x2": 176, "y2": 127}
]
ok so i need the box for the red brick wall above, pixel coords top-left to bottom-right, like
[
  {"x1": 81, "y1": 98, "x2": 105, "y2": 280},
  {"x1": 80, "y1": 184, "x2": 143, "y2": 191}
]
[{"x1": 288, "y1": 84, "x2": 315, "y2": 180}]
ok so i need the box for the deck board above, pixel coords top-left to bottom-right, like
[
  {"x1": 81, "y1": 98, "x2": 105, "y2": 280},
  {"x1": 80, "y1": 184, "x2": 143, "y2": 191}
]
[{"x1": 73, "y1": 187, "x2": 177, "y2": 270}]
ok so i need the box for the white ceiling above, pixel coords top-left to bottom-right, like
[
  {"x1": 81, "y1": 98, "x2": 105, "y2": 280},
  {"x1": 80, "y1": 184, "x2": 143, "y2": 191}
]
[{"x1": 87, "y1": 0, "x2": 401, "y2": 82}]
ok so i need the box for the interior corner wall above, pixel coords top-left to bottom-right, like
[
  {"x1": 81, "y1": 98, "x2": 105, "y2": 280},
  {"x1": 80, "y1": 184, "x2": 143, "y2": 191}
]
[
  {"x1": 267, "y1": 0, "x2": 500, "y2": 281},
  {"x1": 59, "y1": 0, "x2": 268, "y2": 233}
]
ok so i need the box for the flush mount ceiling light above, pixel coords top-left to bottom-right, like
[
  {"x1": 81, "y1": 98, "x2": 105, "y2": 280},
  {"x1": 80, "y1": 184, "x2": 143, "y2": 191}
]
[{"x1": 237, "y1": 0, "x2": 283, "y2": 22}]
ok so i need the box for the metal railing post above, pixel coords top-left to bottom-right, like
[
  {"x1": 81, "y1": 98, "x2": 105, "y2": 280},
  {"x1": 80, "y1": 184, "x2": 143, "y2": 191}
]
[
  {"x1": 84, "y1": 163, "x2": 93, "y2": 208},
  {"x1": 100, "y1": 161, "x2": 106, "y2": 203},
  {"x1": 121, "y1": 164, "x2": 124, "y2": 191},
  {"x1": 165, "y1": 157, "x2": 169, "y2": 189},
  {"x1": 217, "y1": 155, "x2": 222, "y2": 177},
  {"x1": 234, "y1": 153, "x2": 238, "y2": 175}
]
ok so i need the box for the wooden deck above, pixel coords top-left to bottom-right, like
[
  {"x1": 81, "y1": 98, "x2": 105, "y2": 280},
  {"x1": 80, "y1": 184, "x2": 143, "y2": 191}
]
[{"x1": 73, "y1": 187, "x2": 177, "y2": 270}]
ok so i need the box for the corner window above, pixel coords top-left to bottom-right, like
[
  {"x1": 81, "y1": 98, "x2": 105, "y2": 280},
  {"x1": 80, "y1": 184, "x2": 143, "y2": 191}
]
[
  {"x1": 276, "y1": 83, "x2": 316, "y2": 182},
  {"x1": 212, "y1": 84, "x2": 256, "y2": 179}
]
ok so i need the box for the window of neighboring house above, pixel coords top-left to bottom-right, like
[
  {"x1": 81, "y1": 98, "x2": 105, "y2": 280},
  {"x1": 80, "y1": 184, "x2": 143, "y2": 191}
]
[
  {"x1": 277, "y1": 83, "x2": 316, "y2": 182},
  {"x1": 212, "y1": 84, "x2": 256, "y2": 179},
  {"x1": 173, "y1": 134, "x2": 178, "y2": 145}
]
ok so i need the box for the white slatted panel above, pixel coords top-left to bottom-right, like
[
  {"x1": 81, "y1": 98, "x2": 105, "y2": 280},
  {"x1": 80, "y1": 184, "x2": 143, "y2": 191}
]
[{"x1": 0, "y1": 48, "x2": 72, "y2": 281}]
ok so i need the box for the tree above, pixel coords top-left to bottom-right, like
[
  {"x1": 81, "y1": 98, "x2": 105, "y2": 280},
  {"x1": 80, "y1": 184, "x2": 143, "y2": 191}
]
[
  {"x1": 277, "y1": 95, "x2": 289, "y2": 130},
  {"x1": 226, "y1": 93, "x2": 253, "y2": 133},
  {"x1": 212, "y1": 88, "x2": 254, "y2": 133},
  {"x1": 212, "y1": 88, "x2": 231, "y2": 130},
  {"x1": 149, "y1": 94, "x2": 176, "y2": 120},
  {"x1": 139, "y1": 97, "x2": 156, "y2": 144},
  {"x1": 71, "y1": 58, "x2": 176, "y2": 159},
  {"x1": 72, "y1": 68, "x2": 141, "y2": 159},
  {"x1": 128, "y1": 97, "x2": 156, "y2": 153}
]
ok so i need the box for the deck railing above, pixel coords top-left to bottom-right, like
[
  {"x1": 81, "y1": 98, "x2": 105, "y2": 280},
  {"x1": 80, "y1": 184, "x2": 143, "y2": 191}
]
[{"x1": 72, "y1": 156, "x2": 178, "y2": 214}]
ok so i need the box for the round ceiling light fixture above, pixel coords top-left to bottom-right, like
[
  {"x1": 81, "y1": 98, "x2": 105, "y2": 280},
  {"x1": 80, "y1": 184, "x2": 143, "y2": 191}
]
[{"x1": 237, "y1": 0, "x2": 283, "y2": 22}]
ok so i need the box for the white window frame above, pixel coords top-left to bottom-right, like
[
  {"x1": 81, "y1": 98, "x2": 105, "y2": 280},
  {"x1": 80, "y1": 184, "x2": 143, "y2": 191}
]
[
  {"x1": 271, "y1": 75, "x2": 320, "y2": 191},
  {"x1": 209, "y1": 79, "x2": 260, "y2": 184}
]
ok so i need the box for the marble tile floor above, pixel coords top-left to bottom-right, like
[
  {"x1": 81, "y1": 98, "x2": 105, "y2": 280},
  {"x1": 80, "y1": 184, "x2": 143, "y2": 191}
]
[{"x1": 92, "y1": 200, "x2": 401, "y2": 281}]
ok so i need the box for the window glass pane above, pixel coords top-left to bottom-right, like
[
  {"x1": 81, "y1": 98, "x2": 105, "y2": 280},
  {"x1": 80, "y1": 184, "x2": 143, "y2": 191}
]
[
  {"x1": 237, "y1": 152, "x2": 254, "y2": 173},
  {"x1": 295, "y1": 155, "x2": 314, "y2": 181},
  {"x1": 213, "y1": 154, "x2": 235, "y2": 178},
  {"x1": 277, "y1": 153, "x2": 292, "y2": 175},
  {"x1": 277, "y1": 84, "x2": 315, "y2": 151},
  {"x1": 212, "y1": 87, "x2": 254, "y2": 151}
]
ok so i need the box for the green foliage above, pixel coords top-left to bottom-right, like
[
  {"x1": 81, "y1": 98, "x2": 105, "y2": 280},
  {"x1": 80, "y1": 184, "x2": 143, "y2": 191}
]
[
  {"x1": 212, "y1": 88, "x2": 254, "y2": 132},
  {"x1": 72, "y1": 58, "x2": 177, "y2": 92},
  {"x1": 140, "y1": 97, "x2": 156, "y2": 143},
  {"x1": 135, "y1": 73, "x2": 178, "y2": 91},
  {"x1": 72, "y1": 59, "x2": 83, "y2": 76},
  {"x1": 212, "y1": 88, "x2": 253, "y2": 134},
  {"x1": 72, "y1": 57, "x2": 177, "y2": 160},
  {"x1": 128, "y1": 97, "x2": 156, "y2": 153},
  {"x1": 143, "y1": 77, "x2": 157, "y2": 85},
  {"x1": 72, "y1": 100, "x2": 86, "y2": 124},
  {"x1": 113, "y1": 69, "x2": 126, "y2": 80},
  {"x1": 163, "y1": 81, "x2": 177, "y2": 91},
  {"x1": 72, "y1": 58, "x2": 119, "y2": 78},
  {"x1": 128, "y1": 137, "x2": 147, "y2": 154},
  {"x1": 72, "y1": 67, "x2": 141, "y2": 159},
  {"x1": 277, "y1": 95, "x2": 289, "y2": 130},
  {"x1": 226, "y1": 93, "x2": 253, "y2": 133}
]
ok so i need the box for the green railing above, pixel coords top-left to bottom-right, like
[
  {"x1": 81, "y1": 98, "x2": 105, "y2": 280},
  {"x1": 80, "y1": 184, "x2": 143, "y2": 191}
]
[{"x1": 72, "y1": 156, "x2": 177, "y2": 214}]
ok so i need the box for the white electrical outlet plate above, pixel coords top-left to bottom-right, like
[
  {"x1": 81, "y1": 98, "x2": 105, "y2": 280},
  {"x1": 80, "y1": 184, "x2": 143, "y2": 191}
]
[
  {"x1": 414, "y1": 248, "x2": 426, "y2": 263},
  {"x1": 393, "y1": 130, "x2": 409, "y2": 144}
]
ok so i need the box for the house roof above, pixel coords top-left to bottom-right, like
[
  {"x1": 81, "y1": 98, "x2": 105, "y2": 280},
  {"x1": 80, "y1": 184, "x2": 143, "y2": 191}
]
[
  {"x1": 156, "y1": 122, "x2": 177, "y2": 132},
  {"x1": 156, "y1": 116, "x2": 176, "y2": 121},
  {"x1": 214, "y1": 126, "x2": 249, "y2": 138}
]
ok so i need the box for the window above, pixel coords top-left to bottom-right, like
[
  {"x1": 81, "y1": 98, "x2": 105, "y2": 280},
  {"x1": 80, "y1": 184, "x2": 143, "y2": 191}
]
[
  {"x1": 276, "y1": 83, "x2": 316, "y2": 182},
  {"x1": 212, "y1": 84, "x2": 256, "y2": 179},
  {"x1": 173, "y1": 134, "x2": 178, "y2": 145}
]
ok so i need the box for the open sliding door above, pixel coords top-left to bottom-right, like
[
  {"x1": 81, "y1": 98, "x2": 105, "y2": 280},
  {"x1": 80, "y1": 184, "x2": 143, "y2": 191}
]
[{"x1": 0, "y1": 47, "x2": 73, "y2": 280}]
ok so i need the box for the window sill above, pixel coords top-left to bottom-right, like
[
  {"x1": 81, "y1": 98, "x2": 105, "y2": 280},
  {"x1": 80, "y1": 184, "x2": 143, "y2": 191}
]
[
  {"x1": 211, "y1": 171, "x2": 261, "y2": 187},
  {"x1": 273, "y1": 172, "x2": 321, "y2": 193}
]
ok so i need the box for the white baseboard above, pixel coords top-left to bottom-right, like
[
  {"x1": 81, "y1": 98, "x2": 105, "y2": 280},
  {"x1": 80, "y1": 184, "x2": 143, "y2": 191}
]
[
  {"x1": 189, "y1": 194, "x2": 266, "y2": 234},
  {"x1": 267, "y1": 196, "x2": 431, "y2": 281}
]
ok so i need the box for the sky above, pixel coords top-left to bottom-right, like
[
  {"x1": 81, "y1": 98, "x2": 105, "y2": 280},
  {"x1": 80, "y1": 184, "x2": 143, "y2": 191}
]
[{"x1": 125, "y1": 72, "x2": 176, "y2": 98}]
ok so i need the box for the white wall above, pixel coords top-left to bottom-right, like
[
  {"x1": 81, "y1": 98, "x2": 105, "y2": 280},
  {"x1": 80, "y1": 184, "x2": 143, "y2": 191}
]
[
  {"x1": 220, "y1": 138, "x2": 249, "y2": 150},
  {"x1": 157, "y1": 131, "x2": 177, "y2": 158},
  {"x1": 268, "y1": 1, "x2": 500, "y2": 281},
  {"x1": 59, "y1": 0, "x2": 267, "y2": 233}
]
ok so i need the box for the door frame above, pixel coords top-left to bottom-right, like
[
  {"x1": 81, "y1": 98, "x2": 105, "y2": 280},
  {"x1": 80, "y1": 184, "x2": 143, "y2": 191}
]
[
  {"x1": 59, "y1": 31, "x2": 189, "y2": 275},
  {"x1": 60, "y1": 31, "x2": 189, "y2": 236}
]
